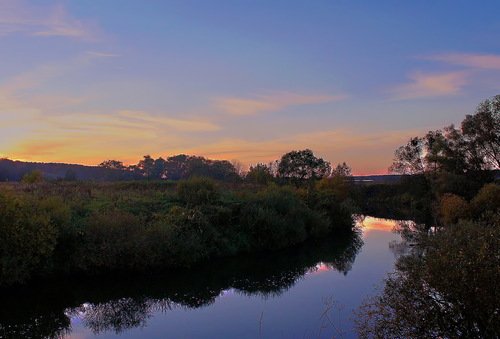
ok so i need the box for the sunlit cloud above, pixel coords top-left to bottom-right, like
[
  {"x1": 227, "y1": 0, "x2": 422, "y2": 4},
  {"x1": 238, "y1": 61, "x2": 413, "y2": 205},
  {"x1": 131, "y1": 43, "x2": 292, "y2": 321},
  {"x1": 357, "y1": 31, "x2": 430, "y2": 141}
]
[
  {"x1": 3, "y1": 110, "x2": 218, "y2": 164},
  {"x1": 425, "y1": 53, "x2": 500, "y2": 70},
  {"x1": 389, "y1": 71, "x2": 468, "y2": 100},
  {"x1": 169, "y1": 127, "x2": 423, "y2": 175},
  {"x1": 215, "y1": 91, "x2": 347, "y2": 115},
  {"x1": 0, "y1": 1, "x2": 97, "y2": 40}
]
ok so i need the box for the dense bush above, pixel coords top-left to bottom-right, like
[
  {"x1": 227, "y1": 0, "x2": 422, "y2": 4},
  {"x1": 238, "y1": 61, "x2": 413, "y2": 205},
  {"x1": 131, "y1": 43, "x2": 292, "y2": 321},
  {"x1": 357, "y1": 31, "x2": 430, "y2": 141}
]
[
  {"x1": 357, "y1": 218, "x2": 500, "y2": 338},
  {"x1": 439, "y1": 193, "x2": 470, "y2": 226},
  {"x1": 0, "y1": 178, "x2": 356, "y2": 286},
  {"x1": 0, "y1": 192, "x2": 69, "y2": 284},
  {"x1": 177, "y1": 177, "x2": 220, "y2": 206}
]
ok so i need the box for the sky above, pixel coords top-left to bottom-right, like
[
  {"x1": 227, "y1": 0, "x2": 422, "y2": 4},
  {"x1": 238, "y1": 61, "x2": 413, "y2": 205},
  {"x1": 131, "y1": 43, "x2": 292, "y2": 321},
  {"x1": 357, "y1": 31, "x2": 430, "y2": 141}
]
[{"x1": 1, "y1": 1, "x2": 499, "y2": 175}]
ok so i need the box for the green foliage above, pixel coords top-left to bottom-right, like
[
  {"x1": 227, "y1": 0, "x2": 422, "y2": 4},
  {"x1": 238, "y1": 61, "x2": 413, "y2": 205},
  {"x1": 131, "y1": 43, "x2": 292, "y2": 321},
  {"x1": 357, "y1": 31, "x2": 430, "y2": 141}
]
[
  {"x1": 245, "y1": 163, "x2": 274, "y2": 184},
  {"x1": 0, "y1": 178, "x2": 354, "y2": 286},
  {"x1": 277, "y1": 149, "x2": 331, "y2": 184},
  {"x1": 177, "y1": 177, "x2": 220, "y2": 206},
  {"x1": 78, "y1": 210, "x2": 145, "y2": 271},
  {"x1": 0, "y1": 192, "x2": 69, "y2": 284}
]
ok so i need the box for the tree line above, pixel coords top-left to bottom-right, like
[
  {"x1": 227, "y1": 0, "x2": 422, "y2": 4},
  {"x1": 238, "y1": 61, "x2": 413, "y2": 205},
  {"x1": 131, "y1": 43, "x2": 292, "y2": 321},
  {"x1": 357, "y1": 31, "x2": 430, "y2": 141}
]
[
  {"x1": 356, "y1": 94, "x2": 500, "y2": 338},
  {"x1": 99, "y1": 150, "x2": 352, "y2": 184}
]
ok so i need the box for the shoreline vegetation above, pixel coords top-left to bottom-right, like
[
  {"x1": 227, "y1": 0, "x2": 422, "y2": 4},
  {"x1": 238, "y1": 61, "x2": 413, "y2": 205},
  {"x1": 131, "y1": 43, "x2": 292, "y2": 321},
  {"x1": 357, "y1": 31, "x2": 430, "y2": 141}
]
[
  {"x1": 0, "y1": 95, "x2": 498, "y2": 337},
  {"x1": 0, "y1": 161, "x2": 359, "y2": 287}
]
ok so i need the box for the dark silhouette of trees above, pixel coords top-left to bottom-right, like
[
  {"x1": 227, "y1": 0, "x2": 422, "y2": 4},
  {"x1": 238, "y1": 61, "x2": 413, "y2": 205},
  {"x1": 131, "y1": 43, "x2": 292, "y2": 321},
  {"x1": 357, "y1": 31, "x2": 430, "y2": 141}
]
[
  {"x1": 137, "y1": 155, "x2": 155, "y2": 179},
  {"x1": 390, "y1": 95, "x2": 500, "y2": 176},
  {"x1": 246, "y1": 163, "x2": 274, "y2": 184},
  {"x1": 98, "y1": 160, "x2": 125, "y2": 170},
  {"x1": 277, "y1": 149, "x2": 331, "y2": 184},
  {"x1": 331, "y1": 162, "x2": 352, "y2": 177},
  {"x1": 461, "y1": 94, "x2": 500, "y2": 169}
]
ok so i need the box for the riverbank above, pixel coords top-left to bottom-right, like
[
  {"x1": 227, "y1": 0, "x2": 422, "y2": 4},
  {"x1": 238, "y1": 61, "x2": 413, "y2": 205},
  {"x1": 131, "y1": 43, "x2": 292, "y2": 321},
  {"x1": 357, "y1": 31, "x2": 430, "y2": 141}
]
[{"x1": 0, "y1": 178, "x2": 356, "y2": 287}]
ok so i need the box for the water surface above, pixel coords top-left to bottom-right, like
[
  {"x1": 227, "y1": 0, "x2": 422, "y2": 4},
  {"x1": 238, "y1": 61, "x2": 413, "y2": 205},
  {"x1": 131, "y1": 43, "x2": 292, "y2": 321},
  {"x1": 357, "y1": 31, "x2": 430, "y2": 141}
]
[{"x1": 0, "y1": 216, "x2": 405, "y2": 338}]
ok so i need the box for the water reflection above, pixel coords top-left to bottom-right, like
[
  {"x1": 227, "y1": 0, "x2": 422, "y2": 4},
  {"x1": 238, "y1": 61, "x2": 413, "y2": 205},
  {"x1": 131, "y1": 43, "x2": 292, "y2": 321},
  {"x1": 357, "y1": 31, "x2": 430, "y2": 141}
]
[{"x1": 0, "y1": 230, "x2": 362, "y2": 338}]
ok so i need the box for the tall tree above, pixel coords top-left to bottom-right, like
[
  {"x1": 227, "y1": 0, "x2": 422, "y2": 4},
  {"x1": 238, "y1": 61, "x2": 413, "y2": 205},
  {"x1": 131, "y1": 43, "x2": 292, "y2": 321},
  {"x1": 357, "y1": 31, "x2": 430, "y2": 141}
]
[
  {"x1": 461, "y1": 94, "x2": 500, "y2": 169},
  {"x1": 389, "y1": 137, "x2": 426, "y2": 175},
  {"x1": 277, "y1": 149, "x2": 331, "y2": 184},
  {"x1": 137, "y1": 155, "x2": 155, "y2": 180}
]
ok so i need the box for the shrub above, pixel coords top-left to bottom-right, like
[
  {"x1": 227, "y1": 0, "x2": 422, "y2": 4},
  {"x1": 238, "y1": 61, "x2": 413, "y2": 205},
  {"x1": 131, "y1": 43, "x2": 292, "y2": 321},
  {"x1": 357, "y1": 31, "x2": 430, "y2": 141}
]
[
  {"x1": 149, "y1": 206, "x2": 217, "y2": 266},
  {"x1": 471, "y1": 183, "x2": 500, "y2": 217},
  {"x1": 439, "y1": 193, "x2": 470, "y2": 226},
  {"x1": 177, "y1": 177, "x2": 220, "y2": 206},
  {"x1": 239, "y1": 187, "x2": 312, "y2": 250},
  {"x1": 0, "y1": 192, "x2": 62, "y2": 285},
  {"x1": 78, "y1": 210, "x2": 145, "y2": 271}
]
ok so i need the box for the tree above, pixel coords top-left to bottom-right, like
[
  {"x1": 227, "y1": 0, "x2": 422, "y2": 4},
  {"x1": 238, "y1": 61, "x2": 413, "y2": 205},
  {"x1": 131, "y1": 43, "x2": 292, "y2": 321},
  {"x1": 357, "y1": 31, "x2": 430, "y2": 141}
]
[
  {"x1": 356, "y1": 217, "x2": 500, "y2": 338},
  {"x1": 137, "y1": 155, "x2": 155, "y2": 180},
  {"x1": 390, "y1": 95, "x2": 500, "y2": 175},
  {"x1": 246, "y1": 163, "x2": 274, "y2": 184},
  {"x1": 277, "y1": 149, "x2": 331, "y2": 184},
  {"x1": 331, "y1": 162, "x2": 352, "y2": 177},
  {"x1": 165, "y1": 154, "x2": 190, "y2": 180},
  {"x1": 152, "y1": 157, "x2": 167, "y2": 179},
  {"x1": 389, "y1": 137, "x2": 426, "y2": 175},
  {"x1": 99, "y1": 160, "x2": 125, "y2": 170},
  {"x1": 461, "y1": 95, "x2": 500, "y2": 169}
]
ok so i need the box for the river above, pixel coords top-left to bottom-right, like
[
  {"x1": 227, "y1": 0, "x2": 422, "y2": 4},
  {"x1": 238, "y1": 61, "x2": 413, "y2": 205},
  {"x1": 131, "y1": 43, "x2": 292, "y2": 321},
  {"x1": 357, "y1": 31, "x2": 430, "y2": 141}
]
[{"x1": 0, "y1": 216, "x2": 407, "y2": 338}]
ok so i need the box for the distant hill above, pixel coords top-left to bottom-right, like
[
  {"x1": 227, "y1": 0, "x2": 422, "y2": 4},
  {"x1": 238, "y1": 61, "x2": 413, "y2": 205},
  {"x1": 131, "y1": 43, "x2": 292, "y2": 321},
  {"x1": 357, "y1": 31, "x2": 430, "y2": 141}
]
[{"x1": 0, "y1": 159, "x2": 133, "y2": 181}]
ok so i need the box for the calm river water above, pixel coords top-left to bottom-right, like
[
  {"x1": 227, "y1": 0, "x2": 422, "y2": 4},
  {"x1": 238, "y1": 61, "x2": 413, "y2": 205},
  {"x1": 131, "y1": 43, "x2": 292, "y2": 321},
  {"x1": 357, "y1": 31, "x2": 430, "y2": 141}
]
[{"x1": 0, "y1": 216, "x2": 406, "y2": 339}]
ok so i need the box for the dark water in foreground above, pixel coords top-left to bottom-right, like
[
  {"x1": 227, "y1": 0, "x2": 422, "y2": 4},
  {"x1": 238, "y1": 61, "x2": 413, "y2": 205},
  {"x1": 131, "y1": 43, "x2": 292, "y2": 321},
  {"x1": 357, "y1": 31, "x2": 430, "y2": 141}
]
[{"x1": 0, "y1": 217, "x2": 405, "y2": 339}]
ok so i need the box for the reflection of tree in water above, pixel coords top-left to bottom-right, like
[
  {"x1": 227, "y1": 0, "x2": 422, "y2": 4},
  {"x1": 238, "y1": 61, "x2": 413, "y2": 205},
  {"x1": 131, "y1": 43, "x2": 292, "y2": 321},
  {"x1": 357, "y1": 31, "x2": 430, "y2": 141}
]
[
  {"x1": 73, "y1": 299, "x2": 152, "y2": 334},
  {"x1": 0, "y1": 231, "x2": 362, "y2": 337},
  {"x1": 356, "y1": 220, "x2": 500, "y2": 338}
]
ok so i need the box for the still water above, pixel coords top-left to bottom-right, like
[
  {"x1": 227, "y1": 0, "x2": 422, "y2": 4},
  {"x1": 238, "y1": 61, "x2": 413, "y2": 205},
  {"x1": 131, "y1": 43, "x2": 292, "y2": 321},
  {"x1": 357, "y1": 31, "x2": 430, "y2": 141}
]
[{"x1": 0, "y1": 216, "x2": 406, "y2": 338}]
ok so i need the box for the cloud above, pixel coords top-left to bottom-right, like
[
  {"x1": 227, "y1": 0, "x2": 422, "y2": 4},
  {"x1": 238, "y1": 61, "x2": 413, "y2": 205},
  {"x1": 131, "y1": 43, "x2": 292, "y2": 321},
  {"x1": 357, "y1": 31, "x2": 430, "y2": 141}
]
[
  {"x1": 3, "y1": 110, "x2": 219, "y2": 164},
  {"x1": 389, "y1": 71, "x2": 468, "y2": 100},
  {"x1": 425, "y1": 53, "x2": 500, "y2": 70},
  {"x1": 170, "y1": 127, "x2": 423, "y2": 175},
  {"x1": 215, "y1": 91, "x2": 347, "y2": 115},
  {"x1": 0, "y1": 1, "x2": 97, "y2": 40}
]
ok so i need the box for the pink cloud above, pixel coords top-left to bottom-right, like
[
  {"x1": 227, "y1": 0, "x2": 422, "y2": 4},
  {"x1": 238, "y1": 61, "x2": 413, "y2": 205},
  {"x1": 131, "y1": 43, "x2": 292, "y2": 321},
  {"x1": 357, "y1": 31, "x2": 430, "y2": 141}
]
[
  {"x1": 0, "y1": 1, "x2": 97, "y2": 40},
  {"x1": 389, "y1": 71, "x2": 468, "y2": 100},
  {"x1": 426, "y1": 53, "x2": 500, "y2": 70},
  {"x1": 215, "y1": 91, "x2": 347, "y2": 115}
]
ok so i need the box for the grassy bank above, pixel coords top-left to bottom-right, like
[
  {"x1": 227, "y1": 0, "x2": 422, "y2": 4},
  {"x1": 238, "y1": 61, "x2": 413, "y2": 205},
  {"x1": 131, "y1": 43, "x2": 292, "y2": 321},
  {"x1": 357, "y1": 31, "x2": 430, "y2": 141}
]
[{"x1": 0, "y1": 178, "x2": 356, "y2": 287}]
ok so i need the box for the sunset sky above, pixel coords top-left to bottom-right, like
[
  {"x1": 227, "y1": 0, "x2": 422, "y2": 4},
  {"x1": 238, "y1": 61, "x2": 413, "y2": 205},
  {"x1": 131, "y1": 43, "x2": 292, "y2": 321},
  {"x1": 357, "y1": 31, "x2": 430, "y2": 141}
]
[{"x1": 1, "y1": 1, "x2": 499, "y2": 174}]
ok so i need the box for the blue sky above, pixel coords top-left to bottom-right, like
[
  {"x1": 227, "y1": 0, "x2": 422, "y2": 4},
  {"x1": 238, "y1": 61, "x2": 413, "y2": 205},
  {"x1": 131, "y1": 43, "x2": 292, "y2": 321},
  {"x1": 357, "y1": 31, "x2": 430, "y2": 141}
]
[{"x1": 1, "y1": 0, "x2": 499, "y2": 174}]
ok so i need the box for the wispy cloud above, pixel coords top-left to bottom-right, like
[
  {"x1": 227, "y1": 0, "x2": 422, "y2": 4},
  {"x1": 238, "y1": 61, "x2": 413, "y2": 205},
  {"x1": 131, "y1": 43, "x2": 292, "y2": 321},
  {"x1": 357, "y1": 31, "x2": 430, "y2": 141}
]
[
  {"x1": 172, "y1": 127, "x2": 423, "y2": 175},
  {"x1": 215, "y1": 91, "x2": 347, "y2": 116},
  {"x1": 389, "y1": 71, "x2": 468, "y2": 100},
  {"x1": 0, "y1": 1, "x2": 97, "y2": 40},
  {"x1": 425, "y1": 53, "x2": 500, "y2": 70},
  {"x1": 2, "y1": 110, "x2": 219, "y2": 163}
]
